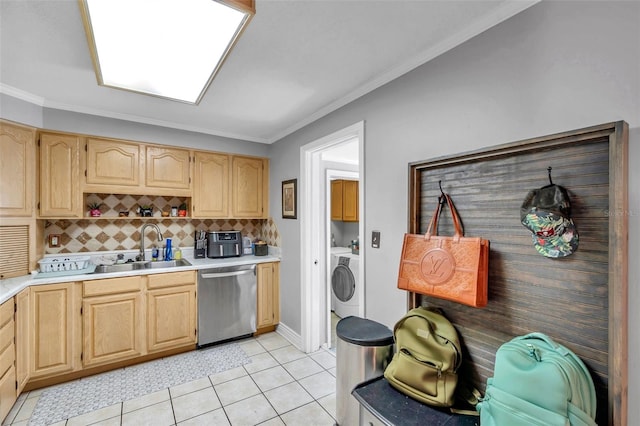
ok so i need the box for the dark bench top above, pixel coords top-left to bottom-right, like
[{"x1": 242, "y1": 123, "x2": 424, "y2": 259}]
[{"x1": 352, "y1": 377, "x2": 480, "y2": 426}]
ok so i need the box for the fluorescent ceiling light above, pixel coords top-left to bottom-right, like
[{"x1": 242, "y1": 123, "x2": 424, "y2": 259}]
[{"x1": 79, "y1": 0, "x2": 254, "y2": 104}]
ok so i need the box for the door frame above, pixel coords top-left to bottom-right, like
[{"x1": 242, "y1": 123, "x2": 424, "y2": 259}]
[{"x1": 300, "y1": 121, "x2": 365, "y2": 353}]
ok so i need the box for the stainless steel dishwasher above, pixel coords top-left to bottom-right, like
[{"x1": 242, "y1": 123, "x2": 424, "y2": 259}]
[{"x1": 197, "y1": 264, "x2": 257, "y2": 347}]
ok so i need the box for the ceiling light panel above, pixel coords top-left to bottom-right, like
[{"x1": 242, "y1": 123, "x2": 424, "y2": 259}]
[{"x1": 79, "y1": 0, "x2": 254, "y2": 104}]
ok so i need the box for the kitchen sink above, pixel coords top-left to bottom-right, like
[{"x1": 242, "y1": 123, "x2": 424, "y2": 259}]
[
  {"x1": 145, "y1": 259, "x2": 192, "y2": 269},
  {"x1": 93, "y1": 259, "x2": 191, "y2": 274}
]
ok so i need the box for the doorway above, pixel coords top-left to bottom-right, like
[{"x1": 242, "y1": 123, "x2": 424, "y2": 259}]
[{"x1": 300, "y1": 121, "x2": 365, "y2": 353}]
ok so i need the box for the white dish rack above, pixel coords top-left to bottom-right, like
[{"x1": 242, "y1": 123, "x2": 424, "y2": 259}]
[{"x1": 38, "y1": 256, "x2": 91, "y2": 272}]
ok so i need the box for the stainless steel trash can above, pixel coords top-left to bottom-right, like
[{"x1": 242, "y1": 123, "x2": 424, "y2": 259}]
[{"x1": 336, "y1": 316, "x2": 394, "y2": 426}]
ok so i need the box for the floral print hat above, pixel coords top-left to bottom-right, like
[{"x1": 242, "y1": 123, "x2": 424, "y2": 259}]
[{"x1": 520, "y1": 184, "x2": 579, "y2": 258}]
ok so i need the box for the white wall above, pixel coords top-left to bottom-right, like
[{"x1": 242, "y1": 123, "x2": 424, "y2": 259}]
[
  {"x1": 0, "y1": 96, "x2": 268, "y2": 157},
  {"x1": 0, "y1": 93, "x2": 44, "y2": 128},
  {"x1": 268, "y1": 0, "x2": 639, "y2": 420}
]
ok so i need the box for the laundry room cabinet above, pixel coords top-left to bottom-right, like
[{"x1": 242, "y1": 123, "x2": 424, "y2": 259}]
[{"x1": 331, "y1": 179, "x2": 359, "y2": 222}]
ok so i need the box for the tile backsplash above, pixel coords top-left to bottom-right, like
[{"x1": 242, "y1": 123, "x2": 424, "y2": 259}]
[{"x1": 44, "y1": 193, "x2": 281, "y2": 254}]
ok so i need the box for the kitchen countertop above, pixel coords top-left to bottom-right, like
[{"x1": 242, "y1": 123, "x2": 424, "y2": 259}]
[{"x1": 0, "y1": 248, "x2": 280, "y2": 304}]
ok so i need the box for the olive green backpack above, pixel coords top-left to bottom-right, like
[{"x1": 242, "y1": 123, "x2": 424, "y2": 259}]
[{"x1": 383, "y1": 307, "x2": 461, "y2": 407}]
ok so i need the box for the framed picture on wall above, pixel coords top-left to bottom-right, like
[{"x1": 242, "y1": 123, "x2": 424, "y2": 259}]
[{"x1": 282, "y1": 179, "x2": 297, "y2": 219}]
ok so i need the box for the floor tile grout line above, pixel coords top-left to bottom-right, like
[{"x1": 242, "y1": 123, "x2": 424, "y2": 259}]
[
  {"x1": 13, "y1": 333, "x2": 338, "y2": 426},
  {"x1": 207, "y1": 372, "x2": 233, "y2": 426}
]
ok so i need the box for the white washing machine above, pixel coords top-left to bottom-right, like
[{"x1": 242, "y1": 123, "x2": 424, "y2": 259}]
[
  {"x1": 330, "y1": 247, "x2": 352, "y2": 311},
  {"x1": 331, "y1": 253, "x2": 360, "y2": 318}
]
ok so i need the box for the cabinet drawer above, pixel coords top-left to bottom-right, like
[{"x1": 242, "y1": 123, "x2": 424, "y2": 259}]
[
  {"x1": 0, "y1": 318, "x2": 13, "y2": 353},
  {"x1": 0, "y1": 341, "x2": 15, "y2": 378},
  {"x1": 0, "y1": 300, "x2": 13, "y2": 328},
  {"x1": 0, "y1": 364, "x2": 16, "y2": 421},
  {"x1": 147, "y1": 271, "x2": 195, "y2": 289},
  {"x1": 84, "y1": 276, "x2": 142, "y2": 297}
]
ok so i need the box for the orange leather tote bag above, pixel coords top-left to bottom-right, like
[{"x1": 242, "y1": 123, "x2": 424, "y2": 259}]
[{"x1": 398, "y1": 193, "x2": 489, "y2": 308}]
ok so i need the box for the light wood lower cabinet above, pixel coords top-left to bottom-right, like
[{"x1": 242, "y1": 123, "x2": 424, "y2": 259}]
[
  {"x1": 17, "y1": 265, "x2": 269, "y2": 393},
  {"x1": 0, "y1": 299, "x2": 16, "y2": 421},
  {"x1": 146, "y1": 271, "x2": 196, "y2": 353},
  {"x1": 257, "y1": 262, "x2": 280, "y2": 331},
  {"x1": 82, "y1": 277, "x2": 144, "y2": 368},
  {"x1": 29, "y1": 283, "x2": 81, "y2": 380},
  {"x1": 15, "y1": 288, "x2": 30, "y2": 393}
]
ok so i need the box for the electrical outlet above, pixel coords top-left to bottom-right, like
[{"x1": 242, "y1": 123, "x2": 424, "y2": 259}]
[
  {"x1": 372, "y1": 230, "x2": 380, "y2": 248},
  {"x1": 48, "y1": 234, "x2": 61, "y2": 248}
]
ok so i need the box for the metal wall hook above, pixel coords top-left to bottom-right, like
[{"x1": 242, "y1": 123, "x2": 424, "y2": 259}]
[
  {"x1": 547, "y1": 167, "x2": 554, "y2": 185},
  {"x1": 438, "y1": 180, "x2": 446, "y2": 205}
]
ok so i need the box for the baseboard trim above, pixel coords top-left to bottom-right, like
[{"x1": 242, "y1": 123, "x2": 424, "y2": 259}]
[{"x1": 275, "y1": 322, "x2": 303, "y2": 351}]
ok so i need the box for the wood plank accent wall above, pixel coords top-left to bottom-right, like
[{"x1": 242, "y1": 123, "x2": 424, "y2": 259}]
[{"x1": 408, "y1": 122, "x2": 628, "y2": 426}]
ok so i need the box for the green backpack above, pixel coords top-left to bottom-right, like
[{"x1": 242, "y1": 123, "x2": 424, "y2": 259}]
[
  {"x1": 477, "y1": 332, "x2": 597, "y2": 426},
  {"x1": 383, "y1": 307, "x2": 461, "y2": 407}
]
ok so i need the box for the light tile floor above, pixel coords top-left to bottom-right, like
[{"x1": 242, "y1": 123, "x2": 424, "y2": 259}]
[{"x1": 2, "y1": 333, "x2": 337, "y2": 426}]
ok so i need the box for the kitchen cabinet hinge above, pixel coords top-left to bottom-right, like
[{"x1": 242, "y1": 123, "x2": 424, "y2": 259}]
[
  {"x1": 84, "y1": 170, "x2": 87, "y2": 177},
  {"x1": 80, "y1": 352, "x2": 83, "y2": 361},
  {"x1": 80, "y1": 307, "x2": 83, "y2": 315},
  {"x1": 15, "y1": 380, "x2": 17, "y2": 390},
  {"x1": 37, "y1": 202, "x2": 40, "y2": 210},
  {"x1": 84, "y1": 144, "x2": 87, "y2": 151}
]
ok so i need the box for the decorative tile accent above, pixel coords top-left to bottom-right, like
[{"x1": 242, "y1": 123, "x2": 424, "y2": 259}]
[
  {"x1": 43, "y1": 194, "x2": 281, "y2": 253},
  {"x1": 44, "y1": 217, "x2": 281, "y2": 254},
  {"x1": 262, "y1": 217, "x2": 281, "y2": 247}
]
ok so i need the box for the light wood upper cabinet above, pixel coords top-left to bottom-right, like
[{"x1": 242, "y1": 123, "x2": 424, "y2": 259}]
[
  {"x1": 342, "y1": 180, "x2": 359, "y2": 222},
  {"x1": 257, "y1": 262, "x2": 280, "y2": 331},
  {"x1": 192, "y1": 152, "x2": 229, "y2": 218},
  {"x1": 145, "y1": 146, "x2": 191, "y2": 190},
  {"x1": 0, "y1": 121, "x2": 35, "y2": 217},
  {"x1": 85, "y1": 138, "x2": 141, "y2": 188},
  {"x1": 39, "y1": 132, "x2": 82, "y2": 218},
  {"x1": 331, "y1": 179, "x2": 359, "y2": 222},
  {"x1": 330, "y1": 180, "x2": 343, "y2": 221},
  {"x1": 15, "y1": 288, "x2": 30, "y2": 394},
  {"x1": 192, "y1": 152, "x2": 268, "y2": 219},
  {"x1": 231, "y1": 155, "x2": 268, "y2": 218},
  {"x1": 146, "y1": 271, "x2": 196, "y2": 353},
  {"x1": 29, "y1": 282, "x2": 81, "y2": 380},
  {"x1": 82, "y1": 276, "x2": 145, "y2": 368}
]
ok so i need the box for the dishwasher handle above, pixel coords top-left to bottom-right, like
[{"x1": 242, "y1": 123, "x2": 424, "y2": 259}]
[{"x1": 200, "y1": 269, "x2": 255, "y2": 279}]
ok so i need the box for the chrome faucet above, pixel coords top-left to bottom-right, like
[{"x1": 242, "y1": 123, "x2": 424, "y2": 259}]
[{"x1": 138, "y1": 223, "x2": 163, "y2": 261}]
